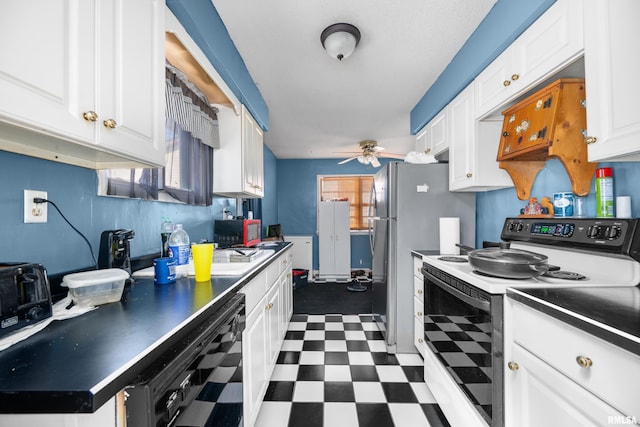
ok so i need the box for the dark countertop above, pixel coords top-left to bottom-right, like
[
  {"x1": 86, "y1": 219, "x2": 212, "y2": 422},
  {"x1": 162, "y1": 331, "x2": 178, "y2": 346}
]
[
  {"x1": 0, "y1": 242, "x2": 291, "y2": 414},
  {"x1": 508, "y1": 286, "x2": 640, "y2": 357}
]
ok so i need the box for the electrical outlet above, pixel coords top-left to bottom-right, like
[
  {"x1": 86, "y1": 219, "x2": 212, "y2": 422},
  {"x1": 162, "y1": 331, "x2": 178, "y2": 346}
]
[{"x1": 24, "y1": 190, "x2": 48, "y2": 223}]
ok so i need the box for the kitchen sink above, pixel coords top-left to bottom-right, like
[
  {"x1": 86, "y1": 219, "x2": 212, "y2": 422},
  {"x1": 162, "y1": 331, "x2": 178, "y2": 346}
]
[{"x1": 132, "y1": 249, "x2": 275, "y2": 278}]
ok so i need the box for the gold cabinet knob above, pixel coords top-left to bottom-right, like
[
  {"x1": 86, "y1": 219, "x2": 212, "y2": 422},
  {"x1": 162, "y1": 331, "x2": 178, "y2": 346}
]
[
  {"x1": 503, "y1": 80, "x2": 511, "y2": 87},
  {"x1": 576, "y1": 356, "x2": 593, "y2": 368},
  {"x1": 511, "y1": 74, "x2": 520, "y2": 81},
  {"x1": 508, "y1": 361, "x2": 519, "y2": 371},
  {"x1": 417, "y1": 267, "x2": 422, "y2": 274},
  {"x1": 103, "y1": 119, "x2": 117, "y2": 129},
  {"x1": 425, "y1": 148, "x2": 431, "y2": 153},
  {"x1": 585, "y1": 136, "x2": 598, "y2": 144},
  {"x1": 82, "y1": 111, "x2": 98, "y2": 122},
  {"x1": 417, "y1": 289, "x2": 423, "y2": 294},
  {"x1": 418, "y1": 338, "x2": 423, "y2": 343},
  {"x1": 466, "y1": 173, "x2": 473, "y2": 178},
  {"x1": 417, "y1": 311, "x2": 423, "y2": 317}
]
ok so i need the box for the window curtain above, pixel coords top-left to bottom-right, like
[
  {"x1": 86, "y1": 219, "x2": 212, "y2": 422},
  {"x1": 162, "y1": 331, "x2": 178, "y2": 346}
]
[{"x1": 97, "y1": 67, "x2": 216, "y2": 206}]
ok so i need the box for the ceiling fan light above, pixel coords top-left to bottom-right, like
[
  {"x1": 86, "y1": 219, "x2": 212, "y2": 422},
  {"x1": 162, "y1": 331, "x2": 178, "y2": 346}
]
[
  {"x1": 320, "y1": 23, "x2": 361, "y2": 61},
  {"x1": 357, "y1": 155, "x2": 367, "y2": 164}
]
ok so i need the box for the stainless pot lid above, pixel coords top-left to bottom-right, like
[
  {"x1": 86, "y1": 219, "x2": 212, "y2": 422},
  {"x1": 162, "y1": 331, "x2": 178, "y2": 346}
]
[{"x1": 468, "y1": 248, "x2": 548, "y2": 265}]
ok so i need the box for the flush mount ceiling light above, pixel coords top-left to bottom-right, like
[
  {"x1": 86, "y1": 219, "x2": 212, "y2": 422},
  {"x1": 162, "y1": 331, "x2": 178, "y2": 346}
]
[{"x1": 320, "y1": 23, "x2": 361, "y2": 61}]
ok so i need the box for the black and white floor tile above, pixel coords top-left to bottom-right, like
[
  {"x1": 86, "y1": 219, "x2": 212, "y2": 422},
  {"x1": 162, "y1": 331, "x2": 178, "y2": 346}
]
[{"x1": 254, "y1": 314, "x2": 451, "y2": 427}]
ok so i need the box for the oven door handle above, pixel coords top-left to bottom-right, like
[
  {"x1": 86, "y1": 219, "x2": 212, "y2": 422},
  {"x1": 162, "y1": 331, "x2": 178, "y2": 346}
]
[{"x1": 422, "y1": 269, "x2": 490, "y2": 312}]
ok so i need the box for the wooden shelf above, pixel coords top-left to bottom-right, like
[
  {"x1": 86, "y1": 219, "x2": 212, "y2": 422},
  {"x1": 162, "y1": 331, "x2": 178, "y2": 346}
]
[{"x1": 497, "y1": 79, "x2": 598, "y2": 200}]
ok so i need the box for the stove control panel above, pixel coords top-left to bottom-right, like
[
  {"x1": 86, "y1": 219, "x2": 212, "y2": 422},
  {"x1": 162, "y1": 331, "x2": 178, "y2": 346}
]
[{"x1": 501, "y1": 217, "x2": 640, "y2": 257}]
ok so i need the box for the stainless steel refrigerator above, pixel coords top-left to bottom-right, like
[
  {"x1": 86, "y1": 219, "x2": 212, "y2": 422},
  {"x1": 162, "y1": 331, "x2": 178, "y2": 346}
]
[{"x1": 370, "y1": 162, "x2": 475, "y2": 353}]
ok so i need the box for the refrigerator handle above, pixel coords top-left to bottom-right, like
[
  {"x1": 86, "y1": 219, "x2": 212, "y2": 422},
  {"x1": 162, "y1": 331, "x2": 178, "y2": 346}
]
[{"x1": 368, "y1": 181, "x2": 376, "y2": 256}]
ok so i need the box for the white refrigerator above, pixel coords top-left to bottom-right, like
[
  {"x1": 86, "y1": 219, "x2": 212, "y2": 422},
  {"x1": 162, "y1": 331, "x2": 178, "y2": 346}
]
[{"x1": 371, "y1": 162, "x2": 476, "y2": 353}]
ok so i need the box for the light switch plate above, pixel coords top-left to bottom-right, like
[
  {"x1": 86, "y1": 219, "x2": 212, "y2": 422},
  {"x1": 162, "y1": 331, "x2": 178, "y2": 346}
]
[{"x1": 24, "y1": 190, "x2": 48, "y2": 223}]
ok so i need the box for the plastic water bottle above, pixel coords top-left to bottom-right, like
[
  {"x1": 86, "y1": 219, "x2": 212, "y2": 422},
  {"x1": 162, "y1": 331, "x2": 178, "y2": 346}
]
[
  {"x1": 160, "y1": 217, "x2": 173, "y2": 258},
  {"x1": 168, "y1": 224, "x2": 190, "y2": 277}
]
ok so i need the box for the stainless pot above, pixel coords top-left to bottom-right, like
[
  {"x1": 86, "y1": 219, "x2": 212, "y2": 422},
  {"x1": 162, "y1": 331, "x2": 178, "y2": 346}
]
[{"x1": 458, "y1": 244, "x2": 550, "y2": 279}]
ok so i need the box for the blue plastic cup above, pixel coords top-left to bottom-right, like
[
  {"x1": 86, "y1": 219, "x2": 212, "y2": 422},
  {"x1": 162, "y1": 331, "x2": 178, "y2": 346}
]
[{"x1": 154, "y1": 257, "x2": 176, "y2": 285}]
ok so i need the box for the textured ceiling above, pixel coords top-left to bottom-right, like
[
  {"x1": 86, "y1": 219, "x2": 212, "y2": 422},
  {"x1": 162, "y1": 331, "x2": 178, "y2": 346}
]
[{"x1": 212, "y1": 0, "x2": 496, "y2": 161}]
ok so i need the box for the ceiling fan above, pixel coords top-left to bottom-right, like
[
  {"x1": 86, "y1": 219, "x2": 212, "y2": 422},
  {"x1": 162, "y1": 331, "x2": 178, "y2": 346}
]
[{"x1": 337, "y1": 140, "x2": 405, "y2": 168}]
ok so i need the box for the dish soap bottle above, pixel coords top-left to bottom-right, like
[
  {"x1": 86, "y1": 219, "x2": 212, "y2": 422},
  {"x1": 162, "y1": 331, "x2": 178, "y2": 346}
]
[
  {"x1": 160, "y1": 217, "x2": 173, "y2": 258},
  {"x1": 168, "y1": 224, "x2": 190, "y2": 277}
]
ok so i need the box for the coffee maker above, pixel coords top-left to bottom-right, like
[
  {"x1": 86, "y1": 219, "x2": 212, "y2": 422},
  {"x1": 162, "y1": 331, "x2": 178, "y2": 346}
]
[{"x1": 98, "y1": 229, "x2": 135, "y2": 275}]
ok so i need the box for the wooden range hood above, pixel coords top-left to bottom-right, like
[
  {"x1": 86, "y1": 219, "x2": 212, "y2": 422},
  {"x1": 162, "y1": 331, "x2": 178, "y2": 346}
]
[{"x1": 497, "y1": 78, "x2": 598, "y2": 200}]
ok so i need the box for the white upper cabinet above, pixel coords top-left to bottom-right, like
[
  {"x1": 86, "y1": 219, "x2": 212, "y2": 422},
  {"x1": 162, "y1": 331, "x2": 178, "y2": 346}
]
[
  {"x1": 214, "y1": 105, "x2": 264, "y2": 198},
  {"x1": 474, "y1": 0, "x2": 584, "y2": 119},
  {"x1": 0, "y1": 0, "x2": 165, "y2": 169},
  {"x1": 583, "y1": 0, "x2": 640, "y2": 161},
  {"x1": 416, "y1": 110, "x2": 448, "y2": 157},
  {"x1": 448, "y1": 85, "x2": 512, "y2": 191}
]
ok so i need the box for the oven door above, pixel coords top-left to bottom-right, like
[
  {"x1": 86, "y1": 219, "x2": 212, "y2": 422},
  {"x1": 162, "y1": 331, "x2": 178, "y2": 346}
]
[{"x1": 422, "y1": 265, "x2": 503, "y2": 427}]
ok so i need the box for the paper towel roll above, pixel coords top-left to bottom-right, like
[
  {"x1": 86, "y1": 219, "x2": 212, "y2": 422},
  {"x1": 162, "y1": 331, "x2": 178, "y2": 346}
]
[
  {"x1": 617, "y1": 196, "x2": 632, "y2": 218},
  {"x1": 439, "y1": 217, "x2": 460, "y2": 255}
]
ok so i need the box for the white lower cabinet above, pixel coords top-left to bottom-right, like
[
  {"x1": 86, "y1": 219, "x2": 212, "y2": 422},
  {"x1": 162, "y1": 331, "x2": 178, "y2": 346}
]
[
  {"x1": 505, "y1": 297, "x2": 640, "y2": 427},
  {"x1": 412, "y1": 255, "x2": 425, "y2": 357},
  {"x1": 242, "y1": 248, "x2": 292, "y2": 427}
]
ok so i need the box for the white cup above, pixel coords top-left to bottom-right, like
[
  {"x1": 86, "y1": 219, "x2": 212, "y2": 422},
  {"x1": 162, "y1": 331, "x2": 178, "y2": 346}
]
[{"x1": 616, "y1": 196, "x2": 632, "y2": 218}]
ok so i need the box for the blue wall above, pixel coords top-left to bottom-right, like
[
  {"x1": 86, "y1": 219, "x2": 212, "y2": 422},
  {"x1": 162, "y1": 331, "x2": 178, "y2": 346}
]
[
  {"x1": 410, "y1": 0, "x2": 556, "y2": 133},
  {"x1": 0, "y1": 148, "x2": 289, "y2": 275},
  {"x1": 476, "y1": 160, "x2": 640, "y2": 245},
  {"x1": 276, "y1": 158, "x2": 398, "y2": 270}
]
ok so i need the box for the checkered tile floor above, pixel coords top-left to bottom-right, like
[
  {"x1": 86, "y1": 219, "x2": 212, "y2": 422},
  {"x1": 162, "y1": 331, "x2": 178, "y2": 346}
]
[{"x1": 254, "y1": 314, "x2": 451, "y2": 427}]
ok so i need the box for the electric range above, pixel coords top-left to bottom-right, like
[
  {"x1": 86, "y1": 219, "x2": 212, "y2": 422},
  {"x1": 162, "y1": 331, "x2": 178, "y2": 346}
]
[{"x1": 420, "y1": 217, "x2": 640, "y2": 427}]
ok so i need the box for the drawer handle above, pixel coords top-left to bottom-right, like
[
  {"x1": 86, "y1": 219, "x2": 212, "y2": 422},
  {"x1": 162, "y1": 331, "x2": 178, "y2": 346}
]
[
  {"x1": 417, "y1": 289, "x2": 423, "y2": 294},
  {"x1": 103, "y1": 118, "x2": 117, "y2": 129},
  {"x1": 466, "y1": 173, "x2": 472, "y2": 178},
  {"x1": 576, "y1": 356, "x2": 593, "y2": 368},
  {"x1": 417, "y1": 311, "x2": 423, "y2": 316},
  {"x1": 508, "y1": 361, "x2": 519, "y2": 371},
  {"x1": 511, "y1": 73, "x2": 520, "y2": 81},
  {"x1": 503, "y1": 80, "x2": 511, "y2": 87}
]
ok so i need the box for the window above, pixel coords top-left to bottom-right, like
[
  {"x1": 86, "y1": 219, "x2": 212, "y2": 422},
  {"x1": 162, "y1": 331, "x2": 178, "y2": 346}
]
[
  {"x1": 318, "y1": 175, "x2": 374, "y2": 230},
  {"x1": 97, "y1": 66, "x2": 218, "y2": 206}
]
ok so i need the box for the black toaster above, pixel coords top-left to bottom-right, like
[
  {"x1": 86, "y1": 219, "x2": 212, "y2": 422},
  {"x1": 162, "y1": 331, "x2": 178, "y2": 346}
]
[{"x1": 0, "y1": 263, "x2": 53, "y2": 338}]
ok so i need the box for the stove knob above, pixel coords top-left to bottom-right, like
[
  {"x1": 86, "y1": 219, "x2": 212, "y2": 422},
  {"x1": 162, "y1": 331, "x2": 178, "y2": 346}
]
[
  {"x1": 607, "y1": 226, "x2": 621, "y2": 240},
  {"x1": 587, "y1": 225, "x2": 601, "y2": 238},
  {"x1": 27, "y1": 306, "x2": 45, "y2": 320},
  {"x1": 516, "y1": 222, "x2": 524, "y2": 232},
  {"x1": 507, "y1": 222, "x2": 516, "y2": 232}
]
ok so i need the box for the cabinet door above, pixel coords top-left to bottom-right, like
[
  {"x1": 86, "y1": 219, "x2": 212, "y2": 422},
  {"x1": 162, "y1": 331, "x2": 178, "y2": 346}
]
[
  {"x1": 474, "y1": 0, "x2": 584, "y2": 119},
  {"x1": 241, "y1": 106, "x2": 264, "y2": 197},
  {"x1": 0, "y1": 0, "x2": 95, "y2": 142},
  {"x1": 318, "y1": 202, "x2": 336, "y2": 274},
  {"x1": 265, "y1": 283, "x2": 280, "y2": 369},
  {"x1": 584, "y1": 0, "x2": 640, "y2": 161},
  {"x1": 505, "y1": 343, "x2": 624, "y2": 427},
  {"x1": 332, "y1": 201, "x2": 351, "y2": 277},
  {"x1": 243, "y1": 300, "x2": 268, "y2": 427},
  {"x1": 96, "y1": 0, "x2": 164, "y2": 167},
  {"x1": 448, "y1": 86, "x2": 475, "y2": 190},
  {"x1": 512, "y1": 0, "x2": 583, "y2": 93},
  {"x1": 428, "y1": 110, "x2": 448, "y2": 156}
]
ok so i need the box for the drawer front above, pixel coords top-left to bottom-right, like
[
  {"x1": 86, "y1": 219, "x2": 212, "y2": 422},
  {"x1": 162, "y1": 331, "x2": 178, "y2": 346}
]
[
  {"x1": 414, "y1": 315, "x2": 425, "y2": 357},
  {"x1": 414, "y1": 275, "x2": 424, "y2": 302},
  {"x1": 413, "y1": 256, "x2": 423, "y2": 278},
  {"x1": 413, "y1": 295, "x2": 424, "y2": 322},
  {"x1": 511, "y1": 301, "x2": 640, "y2": 416},
  {"x1": 241, "y1": 269, "x2": 268, "y2": 313}
]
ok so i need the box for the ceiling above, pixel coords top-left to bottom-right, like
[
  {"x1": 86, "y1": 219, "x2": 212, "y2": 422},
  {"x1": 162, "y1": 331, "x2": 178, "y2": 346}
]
[{"x1": 212, "y1": 0, "x2": 496, "y2": 162}]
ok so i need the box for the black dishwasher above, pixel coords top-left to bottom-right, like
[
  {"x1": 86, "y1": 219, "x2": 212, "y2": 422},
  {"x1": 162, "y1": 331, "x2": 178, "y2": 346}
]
[{"x1": 126, "y1": 293, "x2": 245, "y2": 427}]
